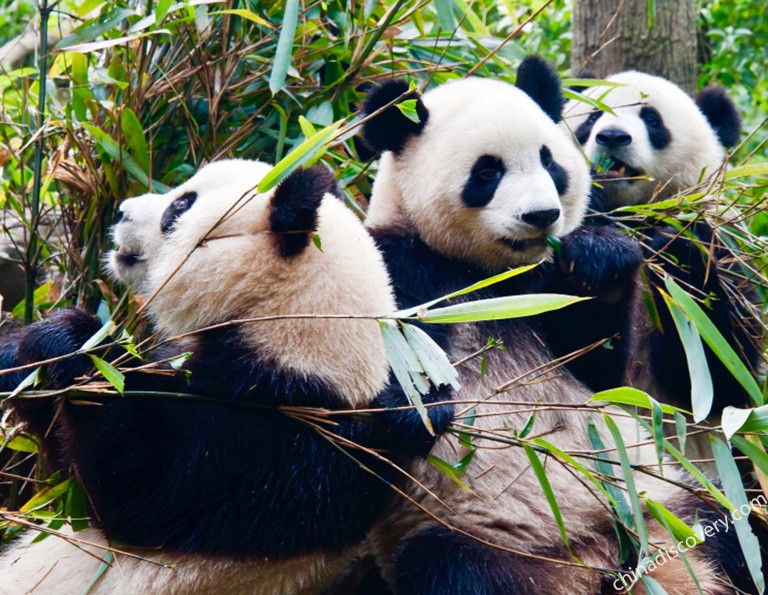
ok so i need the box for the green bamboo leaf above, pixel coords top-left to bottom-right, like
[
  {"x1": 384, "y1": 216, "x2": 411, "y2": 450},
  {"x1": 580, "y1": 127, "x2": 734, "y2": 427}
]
[
  {"x1": 211, "y1": 9, "x2": 271, "y2": 27},
  {"x1": 711, "y1": 436, "x2": 765, "y2": 593},
  {"x1": 80, "y1": 320, "x2": 115, "y2": 351},
  {"x1": 517, "y1": 410, "x2": 536, "y2": 439},
  {"x1": 589, "y1": 387, "x2": 686, "y2": 416},
  {"x1": 12, "y1": 280, "x2": 54, "y2": 318},
  {"x1": 524, "y1": 444, "x2": 581, "y2": 562},
  {"x1": 721, "y1": 406, "x2": 754, "y2": 441},
  {"x1": 644, "y1": 497, "x2": 702, "y2": 545},
  {"x1": 395, "y1": 99, "x2": 421, "y2": 124},
  {"x1": 6, "y1": 435, "x2": 39, "y2": 453},
  {"x1": 426, "y1": 455, "x2": 476, "y2": 494},
  {"x1": 9, "y1": 368, "x2": 40, "y2": 398},
  {"x1": 269, "y1": 0, "x2": 300, "y2": 95},
  {"x1": 664, "y1": 277, "x2": 763, "y2": 406},
  {"x1": 434, "y1": 0, "x2": 456, "y2": 31},
  {"x1": 379, "y1": 322, "x2": 433, "y2": 434},
  {"x1": 20, "y1": 478, "x2": 74, "y2": 513},
  {"x1": 650, "y1": 397, "x2": 665, "y2": 473},
  {"x1": 401, "y1": 323, "x2": 460, "y2": 391},
  {"x1": 731, "y1": 434, "x2": 768, "y2": 477},
  {"x1": 298, "y1": 115, "x2": 316, "y2": 138},
  {"x1": 82, "y1": 123, "x2": 151, "y2": 187},
  {"x1": 661, "y1": 292, "x2": 713, "y2": 422},
  {"x1": 121, "y1": 108, "x2": 150, "y2": 174},
  {"x1": 55, "y1": 7, "x2": 134, "y2": 49},
  {"x1": 417, "y1": 294, "x2": 589, "y2": 324},
  {"x1": 88, "y1": 355, "x2": 125, "y2": 393},
  {"x1": 394, "y1": 264, "x2": 540, "y2": 318},
  {"x1": 155, "y1": 0, "x2": 173, "y2": 25},
  {"x1": 674, "y1": 411, "x2": 687, "y2": 455},
  {"x1": 724, "y1": 162, "x2": 768, "y2": 180},
  {"x1": 604, "y1": 414, "x2": 649, "y2": 556},
  {"x1": 257, "y1": 121, "x2": 342, "y2": 194},
  {"x1": 82, "y1": 551, "x2": 114, "y2": 594},
  {"x1": 641, "y1": 576, "x2": 668, "y2": 595}
]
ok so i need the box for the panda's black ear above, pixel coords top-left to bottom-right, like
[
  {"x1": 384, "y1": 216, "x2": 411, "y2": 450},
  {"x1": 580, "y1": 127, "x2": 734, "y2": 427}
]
[
  {"x1": 695, "y1": 86, "x2": 741, "y2": 148},
  {"x1": 362, "y1": 80, "x2": 429, "y2": 154},
  {"x1": 515, "y1": 55, "x2": 563, "y2": 123},
  {"x1": 569, "y1": 68, "x2": 597, "y2": 92},
  {"x1": 270, "y1": 166, "x2": 340, "y2": 257}
]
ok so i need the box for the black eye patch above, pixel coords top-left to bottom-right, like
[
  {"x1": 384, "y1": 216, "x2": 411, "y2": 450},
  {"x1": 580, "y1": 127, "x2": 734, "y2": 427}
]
[
  {"x1": 540, "y1": 145, "x2": 569, "y2": 195},
  {"x1": 575, "y1": 110, "x2": 602, "y2": 144},
  {"x1": 462, "y1": 155, "x2": 505, "y2": 208},
  {"x1": 160, "y1": 191, "x2": 198, "y2": 235},
  {"x1": 639, "y1": 106, "x2": 671, "y2": 149}
]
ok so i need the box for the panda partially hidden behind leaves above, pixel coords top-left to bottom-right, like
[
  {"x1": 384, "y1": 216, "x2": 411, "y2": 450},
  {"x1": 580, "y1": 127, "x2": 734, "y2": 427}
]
[
  {"x1": 356, "y1": 57, "x2": 758, "y2": 594},
  {"x1": 563, "y1": 72, "x2": 763, "y2": 424},
  {"x1": 0, "y1": 161, "x2": 452, "y2": 594}
]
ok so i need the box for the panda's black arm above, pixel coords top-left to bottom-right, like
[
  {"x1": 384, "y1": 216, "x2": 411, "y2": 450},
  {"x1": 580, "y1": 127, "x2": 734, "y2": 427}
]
[
  {"x1": 540, "y1": 225, "x2": 643, "y2": 391},
  {"x1": 644, "y1": 222, "x2": 761, "y2": 412}
]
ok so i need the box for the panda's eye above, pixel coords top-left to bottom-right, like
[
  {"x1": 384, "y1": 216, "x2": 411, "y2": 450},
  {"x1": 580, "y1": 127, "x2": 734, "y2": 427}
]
[
  {"x1": 586, "y1": 111, "x2": 601, "y2": 124},
  {"x1": 161, "y1": 191, "x2": 198, "y2": 234},
  {"x1": 477, "y1": 167, "x2": 502, "y2": 182},
  {"x1": 539, "y1": 145, "x2": 553, "y2": 168},
  {"x1": 640, "y1": 106, "x2": 662, "y2": 128}
]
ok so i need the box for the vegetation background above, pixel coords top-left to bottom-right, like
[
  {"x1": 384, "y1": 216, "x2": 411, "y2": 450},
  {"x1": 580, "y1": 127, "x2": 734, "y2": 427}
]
[{"x1": 0, "y1": 0, "x2": 766, "y2": 589}]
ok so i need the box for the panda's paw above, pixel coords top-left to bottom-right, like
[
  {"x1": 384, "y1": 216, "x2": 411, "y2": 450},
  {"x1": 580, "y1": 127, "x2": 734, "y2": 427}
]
[
  {"x1": 375, "y1": 383, "x2": 455, "y2": 457},
  {"x1": 558, "y1": 226, "x2": 642, "y2": 303},
  {"x1": 16, "y1": 308, "x2": 105, "y2": 388}
]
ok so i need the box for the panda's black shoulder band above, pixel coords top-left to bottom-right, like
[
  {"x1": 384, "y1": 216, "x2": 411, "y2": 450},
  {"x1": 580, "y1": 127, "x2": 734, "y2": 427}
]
[
  {"x1": 516, "y1": 55, "x2": 563, "y2": 123},
  {"x1": 362, "y1": 79, "x2": 428, "y2": 155},
  {"x1": 270, "y1": 166, "x2": 338, "y2": 257}
]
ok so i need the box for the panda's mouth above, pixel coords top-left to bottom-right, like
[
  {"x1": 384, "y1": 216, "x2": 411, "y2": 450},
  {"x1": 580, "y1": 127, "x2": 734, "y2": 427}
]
[
  {"x1": 594, "y1": 157, "x2": 643, "y2": 183},
  {"x1": 114, "y1": 245, "x2": 144, "y2": 266},
  {"x1": 499, "y1": 237, "x2": 546, "y2": 251}
]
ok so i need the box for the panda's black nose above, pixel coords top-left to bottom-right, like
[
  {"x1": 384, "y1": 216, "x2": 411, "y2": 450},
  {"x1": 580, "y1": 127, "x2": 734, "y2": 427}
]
[
  {"x1": 522, "y1": 208, "x2": 560, "y2": 229},
  {"x1": 596, "y1": 128, "x2": 632, "y2": 148}
]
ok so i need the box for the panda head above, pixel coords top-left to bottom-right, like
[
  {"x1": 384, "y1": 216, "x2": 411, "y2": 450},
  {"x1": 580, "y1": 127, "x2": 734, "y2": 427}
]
[
  {"x1": 361, "y1": 56, "x2": 590, "y2": 272},
  {"x1": 107, "y1": 160, "x2": 396, "y2": 405},
  {"x1": 563, "y1": 71, "x2": 741, "y2": 209}
]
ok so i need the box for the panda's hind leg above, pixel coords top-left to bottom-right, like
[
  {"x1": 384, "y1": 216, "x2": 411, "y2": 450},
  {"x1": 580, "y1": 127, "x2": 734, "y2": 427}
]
[{"x1": 391, "y1": 525, "x2": 604, "y2": 595}]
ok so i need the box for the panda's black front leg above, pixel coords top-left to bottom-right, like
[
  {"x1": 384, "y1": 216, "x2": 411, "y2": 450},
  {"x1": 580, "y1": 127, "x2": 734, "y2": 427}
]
[
  {"x1": 541, "y1": 225, "x2": 643, "y2": 391},
  {"x1": 0, "y1": 308, "x2": 105, "y2": 438},
  {"x1": 644, "y1": 222, "x2": 761, "y2": 412},
  {"x1": 372, "y1": 378, "x2": 455, "y2": 458}
]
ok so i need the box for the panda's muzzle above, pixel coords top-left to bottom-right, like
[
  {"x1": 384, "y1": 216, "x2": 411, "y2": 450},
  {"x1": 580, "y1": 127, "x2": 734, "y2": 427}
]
[
  {"x1": 594, "y1": 156, "x2": 643, "y2": 182},
  {"x1": 114, "y1": 245, "x2": 144, "y2": 266},
  {"x1": 499, "y1": 237, "x2": 546, "y2": 251}
]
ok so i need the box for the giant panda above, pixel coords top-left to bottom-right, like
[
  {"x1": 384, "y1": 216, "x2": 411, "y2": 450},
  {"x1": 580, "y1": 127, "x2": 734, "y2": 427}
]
[
  {"x1": 563, "y1": 73, "x2": 763, "y2": 423},
  {"x1": 356, "y1": 57, "x2": 757, "y2": 593},
  {"x1": 0, "y1": 160, "x2": 452, "y2": 594}
]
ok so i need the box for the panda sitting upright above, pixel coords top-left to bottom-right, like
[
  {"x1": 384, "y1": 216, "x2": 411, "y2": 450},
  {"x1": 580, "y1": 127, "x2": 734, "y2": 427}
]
[
  {"x1": 0, "y1": 161, "x2": 451, "y2": 594},
  {"x1": 356, "y1": 57, "x2": 755, "y2": 594},
  {"x1": 563, "y1": 72, "x2": 762, "y2": 421}
]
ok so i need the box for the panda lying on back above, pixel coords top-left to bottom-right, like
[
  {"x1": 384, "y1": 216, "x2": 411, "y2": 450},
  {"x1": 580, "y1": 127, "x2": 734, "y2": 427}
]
[
  {"x1": 0, "y1": 161, "x2": 451, "y2": 594},
  {"x1": 564, "y1": 73, "x2": 763, "y2": 420},
  {"x1": 356, "y1": 57, "x2": 756, "y2": 594}
]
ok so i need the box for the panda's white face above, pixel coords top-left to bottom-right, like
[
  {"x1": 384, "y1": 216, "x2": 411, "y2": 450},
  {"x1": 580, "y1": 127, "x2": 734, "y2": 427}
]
[
  {"x1": 107, "y1": 159, "x2": 396, "y2": 406},
  {"x1": 563, "y1": 72, "x2": 727, "y2": 208},
  {"x1": 366, "y1": 78, "x2": 590, "y2": 271}
]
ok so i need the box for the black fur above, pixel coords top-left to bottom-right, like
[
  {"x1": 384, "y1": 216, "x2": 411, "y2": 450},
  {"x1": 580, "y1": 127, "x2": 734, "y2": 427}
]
[
  {"x1": 515, "y1": 55, "x2": 563, "y2": 123},
  {"x1": 639, "y1": 106, "x2": 672, "y2": 150},
  {"x1": 2, "y1": 308, "x2": 453, "y2": 555},
  {"x1": 540, "y1": 145, "x2": 569, "y2": 195},
  {"x1": 362, "y1": 80, "x2": 428, "y2": 155},
  {"x1": 643, "y1": 222, "x2": 760, "y2": 412},
  {"x1": 575, "y1": 111, "x2": 602, "y2": 145},
  {"x1": 371, "y1": 224, "x2": 639, "y2": 396},
  {"x1": 462, "y1": 155, "x2": 505, "y2": 208},
  {"x1": 541, "y1": 225, "x2": 643, "y2": 390},
  {"x1": 695, "y1": 86, "x2": 742, "y2": 148},
  {"x1": 160, "y1": 191, "x2": 197, "y2": 235},
  {"x1": 270, "y1": 166, "x2": 340, "y2": 257}
]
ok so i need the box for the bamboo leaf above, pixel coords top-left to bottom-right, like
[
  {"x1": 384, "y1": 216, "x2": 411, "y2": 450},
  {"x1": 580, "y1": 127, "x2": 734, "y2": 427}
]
[
  {"x1": 257, "y1": 121, "x2": 342, "y2": 193},
  {"x1": 589, "y1": 386, "x2": 686, "y2": 416},
  {"x1": 661, "y1": 291, "x2": 713, "y2": 422},
  {"x1": 80, "y1": 320, "x2": 115, "y2": 351},
  {"x1": 121, "y1": 108, "x2": 150, "y2": 174},
  {"x1": 604, "y1": 414, "x2": 649, "y2": 556},
  {"x1": 721, "y1": 406, "x2": 754, "y2": 441},
  {"x1": 524, "y1": 444, "x2": 581, "y2": 562},
  {"x1": 401, "y1": 323, "x2": 460, "y2": 390},
  {"x1": 395, "y1": 99, "x2": 421, "y2": 123},
  {"x1": 211, "y1": 9, "x2": 271, "y2": 27},
  {"x1": 711, "y1": 436, "x2": 765, "y2": 593},
  {"x1": 88, "y1": 355, "x2": 125, "y2": 393},
  {"x1": 20, "y1": 478, "x2": 74, "y2": 513},
  {"x1": 644, "y1": 497, "x2": 702, "y2": 546},
  {"x1": 269, "y1": 0, "x2": 300, "y2": 95},
  {"x1": 417, "y1": 294, "x2": 589, "y2": 324},
  {"x1": 664, "y1": 277, "x2": 763, "y2": 406},
  {"x1": 674, "y1": 411, "x2": 687, "y2": 455},
  {"x1": 426, "y1": 455, "x2": 476, "y2": 494}
]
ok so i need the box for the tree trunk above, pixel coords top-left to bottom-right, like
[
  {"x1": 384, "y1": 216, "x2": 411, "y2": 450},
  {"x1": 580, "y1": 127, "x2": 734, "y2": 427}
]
[{"x1": 571, "y1": 0, "x2": 698, "y2": 94}]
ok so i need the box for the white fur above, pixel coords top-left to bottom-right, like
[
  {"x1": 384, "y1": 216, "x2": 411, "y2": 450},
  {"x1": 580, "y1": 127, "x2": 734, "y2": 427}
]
[
  {"x1": 562, "y1": 71, "x2": 726, "y2": 207},
  {"x1": 109, "y1": 159, "x2": 396, "y2": 407},
  {"x1": 366, "y1": 78, "x2": 591, "y2": 270}
]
